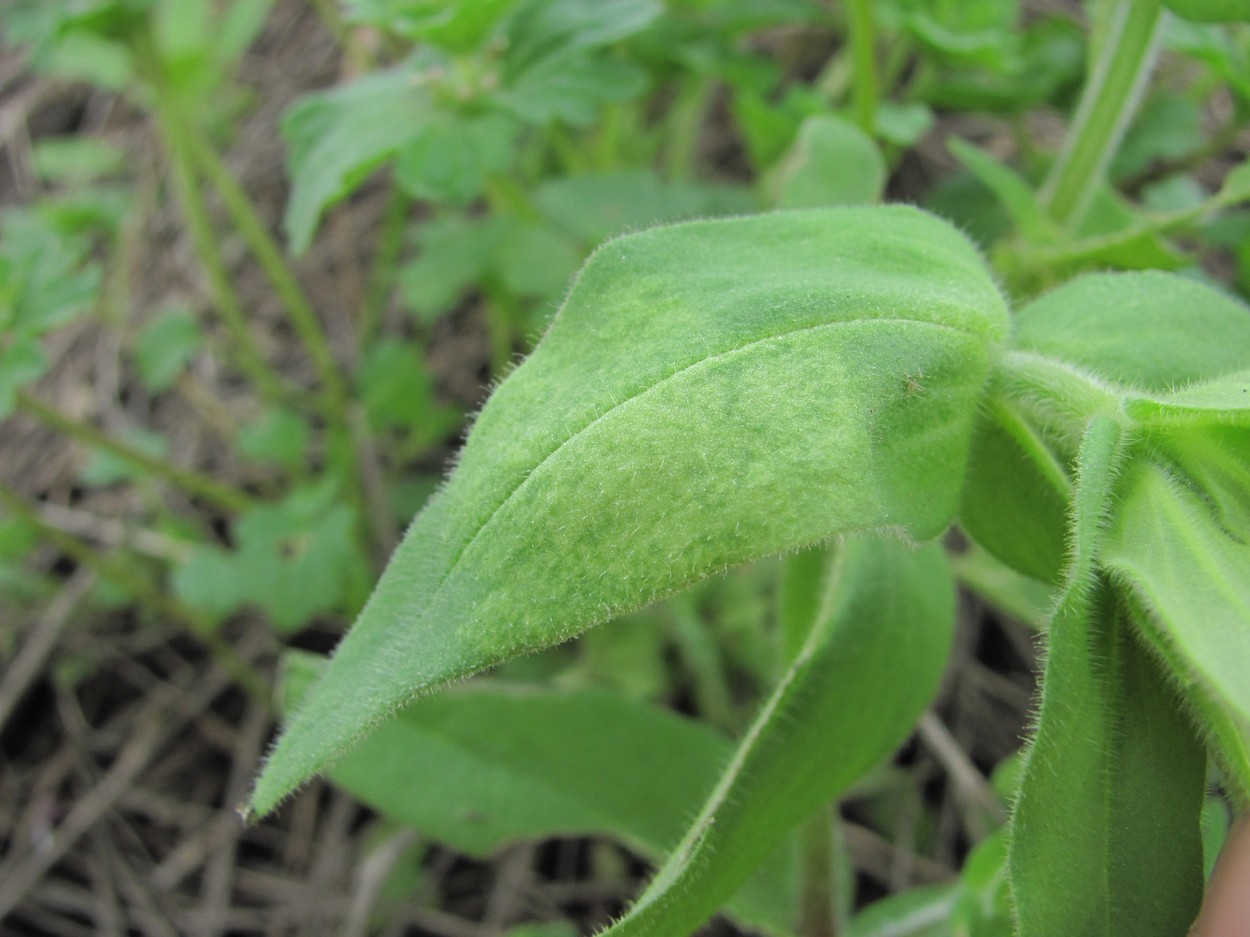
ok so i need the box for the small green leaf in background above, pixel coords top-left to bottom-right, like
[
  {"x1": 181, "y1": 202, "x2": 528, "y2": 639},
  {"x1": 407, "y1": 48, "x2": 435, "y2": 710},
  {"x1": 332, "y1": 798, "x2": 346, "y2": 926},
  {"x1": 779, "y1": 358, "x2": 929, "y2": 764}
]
[
  {"x1": 249, "y1": 206, "x2": 1008, "y2": 818},
  {"x1": 766, "y1": 114, "x2": 886, "y2": 209},
  {"x1": 134, "y1": 304, "x2": 202, "y2": 392},
  {"x1": 872, "y1": 101, "x2": 936, "y2": 147},
  {"x1": 359, "y1": 339, "x2": 460, "y2": 444},
  {"x1": 343, "y1": 0, "x2": 518, "y2": 50},
  {"x1": 399, "y1": 214, "x2": 580, "y2": 324},
  {"x1": 281, "y1": 64, "x2": 432, "y2": 255},
  {"x1": 0, "y1": 337, "x2": 48, "y2": 419},
  {"x1": 393, "y1": 112, "x2": 518, "y2": 204},
  {"x1": 280, "y1": 653, "x2": 796, "y2": 934},
  {"x1": 32, "y1": 136, "x2": 126, "y2": 185},
  {"x1": 0, "y1": 210, "x2": 102, "y2": 334},
  {"x1": 533, "y1": 170, "x2": 754, "y2": 247},
  {"x1": 602, "y1": 538, "x2": 955, "y2": 936},
  {"x1": 947, "y1": 138, "x2": 1053, "y2": 243},
  {"x1": 81, "y1": 428, "x2": 170, "y2": 487},
  {"x1": 237, "y1": 407, "x2": 311, "y2": 471},
  {"x1": 173, "y1": 483, "x2": 365, "y2": 633},
  {"x1": 1111, "y1": 93, "x2": 1203, "y2": 180},
  {"x1": 1164, "y1": 0, "x2": 1250, "y2": 23}
]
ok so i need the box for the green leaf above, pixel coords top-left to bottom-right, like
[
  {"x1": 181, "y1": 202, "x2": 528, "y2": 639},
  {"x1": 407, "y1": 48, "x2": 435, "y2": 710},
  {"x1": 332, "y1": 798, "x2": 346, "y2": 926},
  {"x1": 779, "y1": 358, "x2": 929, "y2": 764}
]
[
  {"x1": 501, "y1": 0, "x2": 661, "y2": 71},
  {"x1": 1111, "y1": 94, "x2": 1203, "y2": 180},
  {"x1": 344, "y1": 0, "x2": 518, "y2": 50},
  {"x1": 602, "y1": 538, "x2": 956, "y2": 936},
  {"x1": 237, "y1": 407, "x2": 311, "y2": 470},
  {"x1": 1009, "y1": 583, "x2": 1207, "y2": 937},
  {"x1": 80, "y1": 428, "x2": 169, "y2": 486},
  {"x1": 174, "y1": 484, "x2": 366, "y2": 633},
  {"x1": 32, "y1": 137, "x2": 125, "y2": 185},
  {"x1": 1164, "y1": 0, "x2": 1250, "y2": 22},
  {"x1": 766, "y1": 114, "x2": 886, "y2": 209},
  {"x1": 846, "y1": 883, "x2": 958, "y2": 937},
  {"x1": 1009, "y1": 419, "x2": 1208, "y2": 937},
  {"x1": 535, "y1": 170, "x2": 753, "y2": 246},
  {"x1": 281, "y1": 652, "x2": 797, "y2": 933},
  {"x1": 1125, "y1": 369, "x2": 1250, "y2": 427},
  {"x1": 872, "y1": 101, "x2": 935, "y2": 147},
  {"x1": 359, "y1": 338, "x2": 459, "y2": 443},
  {"x1": 946, "y1": 138, "x2": 1053, "y2": 243},
  {"x1": 281, "y1": 65, "x2": 431, "y2": 255},
  {"x1": 248, "y1": 206, "x2": 1008, "y2": 818},
  {"x1": 279, "y1": 653, "x2": 730, "y2": 856},
  {"x1": 1102, "y1": 461, "x2": 1250, "y2": 793},
  {"x1": 134, "y1": 306, "x2": 201, "y2": 392},
  {"x1": 959, "y1": 399, "x2": 1070, "y2": 583},
  {"x1": 496, "y1": 52, "x2": 647, "y2": 126},
  {"x1": 1217, "y1": 160, "x2": 1250, "y2": 206},
  {"x1": 393, "y1": 112, "x2": 518, "y2": 204},
  {"x1": 1011, "y1": 270, "x2": 1250, "y2": 391},
  {"x1": 0, "y1": 337, "x2": 48, "y2": 419}
]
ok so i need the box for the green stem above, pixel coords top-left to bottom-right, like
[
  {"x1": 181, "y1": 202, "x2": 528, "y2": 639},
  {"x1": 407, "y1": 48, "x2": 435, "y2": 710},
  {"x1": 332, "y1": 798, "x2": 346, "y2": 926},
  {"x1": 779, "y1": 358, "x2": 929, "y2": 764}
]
[
  {"x1": 0, "y1": 481, "x2": 270, "y2": 704},
  {"x1": 17, "y1": 390, "x2": 253, "y2": 514},
  {"x1": 171, "y1": 107, "x2": 351, "y2": 428},
  {"x1": 1039, "y1": 0, "x2": 1166, "y2": 228},
  {"x1": 664, "y1": 79, "x2": 712, "y2": 181},
  {"x1": 669, "y1": 594, "x2": 735, "y2": 731},
  {"x1": 797, "y1": 807, "x2": 848, "y2": 937},
  {"x1": 361, "y1": 182, "x2": 410, "y2": 347},
  {"x1": 155, "y1": 106, "x2": 286, "y2": 405},
  {"x1": 846, "y1": 0, "x2": 879, "y2": 135},
  {"x1": 992, "y1": 351, "x2": 1122, "y2": 447}
]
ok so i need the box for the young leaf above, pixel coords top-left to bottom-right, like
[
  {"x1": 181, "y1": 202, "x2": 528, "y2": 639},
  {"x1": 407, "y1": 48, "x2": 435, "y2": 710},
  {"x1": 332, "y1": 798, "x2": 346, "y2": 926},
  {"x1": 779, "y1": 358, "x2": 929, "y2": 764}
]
[
  {"x1": 1009, "y1": 418, "x2": 1208, "y2": 936},
  {"x1": 600, "y1": 538, "x2": 956, "y2": 936},
  {"x1": 1102, "y1": 461, "x2": 1250, "y2": 793},
  {"x1": 1012, "y1": 270, "x2": 1250, "y2": 391},
  {"x1": 249, "y1": 206, "x2": 1008, "y2": 818},
  {"x1": 766, "y1": 114, "x2": 886, "y2": 209},
  {"x1": 1124, "y1": 369, "x2": 1250, "y2": 428}
]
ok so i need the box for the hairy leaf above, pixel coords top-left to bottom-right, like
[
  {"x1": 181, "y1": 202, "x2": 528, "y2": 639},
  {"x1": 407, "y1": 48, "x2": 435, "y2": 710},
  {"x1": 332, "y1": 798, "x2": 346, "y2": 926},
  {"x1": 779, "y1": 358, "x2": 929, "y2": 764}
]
[
  {"x1": 601, "y1": 538, "x2": 956, "y2": 936},
  {"x1": 1011, "y1": 271, "x2": 1250, "y2": 391},
  {"x1": 1010, "y1": 418, "x2": 1207, "y2": 936},
  {"x1": 1102, "y1": 461, "x2": 1250, "y2": 793},
  {"x1": 249, "y1": 206, "x2": 1007, "y2": 817},
  {"x1": 1125, "y1": 369, "x2": 1250, "y2": 427}
]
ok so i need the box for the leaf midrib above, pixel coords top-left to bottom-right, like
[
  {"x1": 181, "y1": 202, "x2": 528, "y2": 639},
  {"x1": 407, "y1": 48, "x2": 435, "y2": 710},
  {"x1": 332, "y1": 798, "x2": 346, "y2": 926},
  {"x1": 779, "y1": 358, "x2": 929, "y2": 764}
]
[{"x1": 426, "y1": 315, "x2": 967, "y2": 608}]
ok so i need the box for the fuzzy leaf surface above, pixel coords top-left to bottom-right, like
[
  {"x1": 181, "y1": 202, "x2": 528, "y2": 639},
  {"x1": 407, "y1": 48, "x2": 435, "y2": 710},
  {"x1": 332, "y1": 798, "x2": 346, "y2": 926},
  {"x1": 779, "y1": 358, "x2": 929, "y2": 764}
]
[
  {"x1": 1102, "y1": 461, "x2": 1250, "y2": 792},
  {"x1": 601, "y1": 538, "x2": 956, "y2": 936},
  {"x1": 1011, "y1": 271, "x2": 1250, "y2": 391},
  {"x1": 250, "y1": 206, "x2": 1007, "y2": 816},
  {"x1": 1010, "y1": 419, "x2": 1207, "y2": 937}
]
